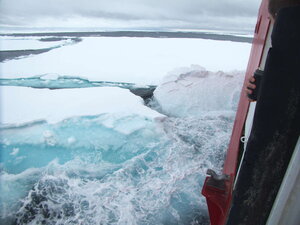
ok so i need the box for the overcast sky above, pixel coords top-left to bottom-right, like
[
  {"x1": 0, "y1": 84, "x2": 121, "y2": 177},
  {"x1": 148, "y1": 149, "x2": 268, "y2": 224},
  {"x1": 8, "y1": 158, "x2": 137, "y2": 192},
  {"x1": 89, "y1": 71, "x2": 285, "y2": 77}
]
[{"x1": 0, "y1": 0, "x2": 261, "y2": 32}]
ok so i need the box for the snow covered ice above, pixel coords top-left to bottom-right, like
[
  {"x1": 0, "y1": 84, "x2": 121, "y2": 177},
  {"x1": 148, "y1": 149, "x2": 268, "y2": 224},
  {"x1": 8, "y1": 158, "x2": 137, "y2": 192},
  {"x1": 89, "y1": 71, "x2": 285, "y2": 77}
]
[
  {"x1": 0, "y1": 36, "x2": 250, "y2": 84},
  {"x1": 0, "y1": 33, "x2": 249, "y2": 225},
  {"x1": 0, "y1": 86, "x2": 163, "y2": 125},
  {"x1": 153, "y1": 65, "x2": 243, "y2": 117}
]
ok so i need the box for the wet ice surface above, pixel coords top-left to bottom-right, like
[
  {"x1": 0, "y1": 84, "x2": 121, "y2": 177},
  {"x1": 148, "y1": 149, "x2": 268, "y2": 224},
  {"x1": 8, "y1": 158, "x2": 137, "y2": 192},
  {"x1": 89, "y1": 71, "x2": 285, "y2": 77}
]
[{"x1": 0, "y1": 33, "x2": 248, "y2": 225}]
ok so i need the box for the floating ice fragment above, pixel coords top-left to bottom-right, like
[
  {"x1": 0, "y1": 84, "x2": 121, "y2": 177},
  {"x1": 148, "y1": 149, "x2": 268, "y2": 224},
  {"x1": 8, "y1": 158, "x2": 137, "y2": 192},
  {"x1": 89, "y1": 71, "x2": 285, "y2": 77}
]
[
  {"x1": 43, "y1": 130, "x2": 56, "y2": 146},
  {"x1": 2, "y1": 138, "x2": 11, "y2": 146},
  {"x1": 14, "y1": 156, "x2": 27, "y2": 165},
  {"x1": 43, "y1": 130, "x2": 53, "y2": 138},
  {"x1": 67, "y1": 137, "x2": 76, "y2": 144},
  {"x1": 10, "y1": 148, "x2": 20, "y2": 156},
  {"x1": 40, "y1": 73, "x2": 59, "y2": 80}
]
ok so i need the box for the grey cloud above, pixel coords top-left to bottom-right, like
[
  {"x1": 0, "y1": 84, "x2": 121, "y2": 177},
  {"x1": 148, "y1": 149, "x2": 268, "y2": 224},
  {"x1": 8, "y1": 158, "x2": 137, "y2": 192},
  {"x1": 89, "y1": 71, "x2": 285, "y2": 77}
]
[{"x1": 0, "y1": 0, "x2": 261, "y2": 30}]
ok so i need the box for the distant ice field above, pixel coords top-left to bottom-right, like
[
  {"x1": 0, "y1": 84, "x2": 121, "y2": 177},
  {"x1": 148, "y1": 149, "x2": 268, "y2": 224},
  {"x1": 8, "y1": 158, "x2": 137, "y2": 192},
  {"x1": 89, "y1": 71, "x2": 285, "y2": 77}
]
[{"x1": 0, "y1": 34, "x2": 251, "y2": 85}]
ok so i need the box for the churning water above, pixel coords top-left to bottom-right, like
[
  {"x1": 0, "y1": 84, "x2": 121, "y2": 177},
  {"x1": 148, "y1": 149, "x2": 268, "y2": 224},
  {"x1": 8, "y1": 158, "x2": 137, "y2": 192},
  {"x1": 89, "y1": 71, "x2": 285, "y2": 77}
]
[{"x1": 0, "y1": 67, "x2": 243, "y2": 225}]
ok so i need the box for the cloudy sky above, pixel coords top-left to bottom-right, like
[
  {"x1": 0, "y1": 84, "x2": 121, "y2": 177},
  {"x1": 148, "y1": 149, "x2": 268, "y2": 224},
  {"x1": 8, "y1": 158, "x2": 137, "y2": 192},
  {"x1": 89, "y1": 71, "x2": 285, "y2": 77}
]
[{"x1": 0, "y1": 0, "x2": 261, "y2": 32}]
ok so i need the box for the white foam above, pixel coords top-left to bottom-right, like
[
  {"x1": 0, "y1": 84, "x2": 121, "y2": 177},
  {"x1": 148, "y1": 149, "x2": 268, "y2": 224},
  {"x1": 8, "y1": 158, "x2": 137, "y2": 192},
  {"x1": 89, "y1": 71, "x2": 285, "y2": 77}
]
[
  {"x1": 0, "y1": 86, "x2": 164, "y2": 126},
  {"x1": 10, "y1": 148, "x2": 19, "y2": 156}
]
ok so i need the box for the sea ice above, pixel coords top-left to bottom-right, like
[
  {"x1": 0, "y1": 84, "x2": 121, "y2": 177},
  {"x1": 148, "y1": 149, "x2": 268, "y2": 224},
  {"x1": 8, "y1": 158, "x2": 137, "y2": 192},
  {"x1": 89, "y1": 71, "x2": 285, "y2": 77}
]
[
  {"x1": 10, "y1": 148, "x2": 19, "y2": 156},
  {"x1": 153, "y1": 65, "x2": 244, "y2": 117},
  {"x1": 0, "y1": 35, "x2": 249, "y2": 225},
  {"x1": 0, "y1": 37, "x2": 251, "y2": 84},
  {"x1": 0, "y1": 86, "x2": 164, "y2": 126}
]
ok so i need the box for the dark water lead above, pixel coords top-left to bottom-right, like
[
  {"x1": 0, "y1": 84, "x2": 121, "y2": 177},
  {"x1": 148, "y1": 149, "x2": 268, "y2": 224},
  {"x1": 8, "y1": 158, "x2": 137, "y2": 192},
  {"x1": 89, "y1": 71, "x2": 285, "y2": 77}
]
[{"x1": 0, "y1": 37, "x2": 82, "y2": 62}]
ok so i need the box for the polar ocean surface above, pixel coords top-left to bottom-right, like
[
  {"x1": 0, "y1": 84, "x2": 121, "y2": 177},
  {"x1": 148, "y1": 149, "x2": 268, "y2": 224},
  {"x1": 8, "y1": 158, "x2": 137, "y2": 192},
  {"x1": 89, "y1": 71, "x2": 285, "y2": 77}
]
[{"x1": 0, "y1": 35, "x2": 249, "y2": 225}]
